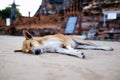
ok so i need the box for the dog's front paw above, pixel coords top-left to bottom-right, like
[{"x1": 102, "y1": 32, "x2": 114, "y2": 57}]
[{"x1": 77, "y1": 52, "x2": 85, "y2": 59}]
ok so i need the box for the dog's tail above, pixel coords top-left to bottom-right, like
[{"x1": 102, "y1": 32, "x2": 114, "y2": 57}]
[{"x1": 14, "y1": 50, "x2": 22, "y2": 52}]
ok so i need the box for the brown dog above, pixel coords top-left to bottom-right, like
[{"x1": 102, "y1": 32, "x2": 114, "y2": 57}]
[{"x1": 15, "y1": 30, "x2": 113, "y2": 59}]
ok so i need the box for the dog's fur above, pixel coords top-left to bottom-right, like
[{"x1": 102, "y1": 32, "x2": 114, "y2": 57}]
[{"x1": 14, "y1": 30, "x2": 113, "y2": 59}]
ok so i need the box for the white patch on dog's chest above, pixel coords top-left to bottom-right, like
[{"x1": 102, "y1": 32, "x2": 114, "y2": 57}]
[{"x1": 43, "y1": 38, "x2": 62, "y2": 52}]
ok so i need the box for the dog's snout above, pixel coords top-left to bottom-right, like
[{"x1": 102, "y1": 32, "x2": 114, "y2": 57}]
[{"x1": 34, "y1": 49, "x2": 41, "y2": 55}]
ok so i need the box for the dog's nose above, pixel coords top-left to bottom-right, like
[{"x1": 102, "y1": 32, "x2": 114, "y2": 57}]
[{"x1": 34, "y1": 49, "x2": 41, "y2": 55}]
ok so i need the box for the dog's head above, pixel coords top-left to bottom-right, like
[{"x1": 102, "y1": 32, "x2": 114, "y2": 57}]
[{"x1": 15, "y1": 30, "x2": 43, "y2": 55}]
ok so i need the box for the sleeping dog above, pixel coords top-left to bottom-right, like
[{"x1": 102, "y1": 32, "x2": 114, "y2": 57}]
[{"x1": 14, "y1": 30, "x2": 113, "y2": 59}]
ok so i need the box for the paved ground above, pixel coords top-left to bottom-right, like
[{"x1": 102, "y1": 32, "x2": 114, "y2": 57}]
[{"x1": 0, "y1": 35, "x2": 120, "y2": 80}]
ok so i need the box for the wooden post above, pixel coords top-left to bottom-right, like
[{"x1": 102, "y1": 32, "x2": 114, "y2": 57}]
[{"x1": 78, "y1": 0, "x2": 82, "y2": 35}]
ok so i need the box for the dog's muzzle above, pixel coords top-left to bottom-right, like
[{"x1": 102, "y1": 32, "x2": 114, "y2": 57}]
[{"x1": 34, "y1": 49, "x2": 41, "y2": 55}]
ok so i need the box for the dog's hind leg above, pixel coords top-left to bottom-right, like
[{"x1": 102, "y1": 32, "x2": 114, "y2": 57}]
[
  {"x1": 76, "y1": 44, "x2": 113, "y2": 51},
  {"x1": 72, "y1": 36, "x2": 113, "y2": 51},
  {"x1": 56, "y1": 48, "x2": 85, "y2": 59}
]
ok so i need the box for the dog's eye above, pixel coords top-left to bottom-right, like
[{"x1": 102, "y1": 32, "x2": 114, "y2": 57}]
[{"x1": 30, "y1": 42, "x2": 32, "y2": 47}]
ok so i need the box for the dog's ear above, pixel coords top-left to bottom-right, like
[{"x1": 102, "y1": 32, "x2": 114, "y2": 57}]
[
  {"x1": 14, "y1": 50, "x2": 22, "y2": 52},
  {"x1": 23, "y1": 30, "x2": 33, "y2": 40}
]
